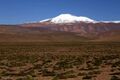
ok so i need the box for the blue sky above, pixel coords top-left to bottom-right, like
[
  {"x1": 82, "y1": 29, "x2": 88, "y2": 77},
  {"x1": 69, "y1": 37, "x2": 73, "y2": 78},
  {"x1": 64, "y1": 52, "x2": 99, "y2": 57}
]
[{"x1": 0, "y1": 0, "x2": 120, "y2": 24}]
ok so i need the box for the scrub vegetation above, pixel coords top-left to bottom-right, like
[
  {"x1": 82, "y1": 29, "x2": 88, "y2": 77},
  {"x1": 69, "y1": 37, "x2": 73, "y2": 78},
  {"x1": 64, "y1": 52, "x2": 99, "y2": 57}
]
[{"x1": 0, "y1": 42, "x2": 120, "y2": 80}]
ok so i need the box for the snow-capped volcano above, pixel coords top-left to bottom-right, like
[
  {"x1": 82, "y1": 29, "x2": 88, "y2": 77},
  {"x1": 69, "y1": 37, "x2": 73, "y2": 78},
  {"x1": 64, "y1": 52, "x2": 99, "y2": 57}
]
[
  {"x1": 40, "y1": 14, "x2": 95, "y2": 23},
  {"x1": 22, "y1": 14, "x2": 120, "y2": 38}
]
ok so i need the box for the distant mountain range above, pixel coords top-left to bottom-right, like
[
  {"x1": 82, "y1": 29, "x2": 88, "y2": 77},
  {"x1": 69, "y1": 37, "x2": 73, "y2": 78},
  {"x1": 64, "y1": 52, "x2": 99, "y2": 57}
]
[{"x1": 0, "y1": 14, "x2": 120, "y2": 42}]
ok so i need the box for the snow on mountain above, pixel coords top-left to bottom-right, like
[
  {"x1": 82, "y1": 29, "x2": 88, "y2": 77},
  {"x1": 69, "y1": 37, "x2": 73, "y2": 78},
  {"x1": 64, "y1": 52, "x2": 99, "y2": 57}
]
[
  {"x1": 40, "y1": 14, "x2": 96, "y2": 24},
  {"x1": 100, "y1": 21, "x2": 120, "y2": 23},
  {"x1": 39, "y1": 13, "x2": 120, "y2": 24},
  {"x1": 51, "y1": 14, "x2": 95, "y2": 23},
  {"x1": 40, "y1": 19, "x2": 51, "y2": 23}
]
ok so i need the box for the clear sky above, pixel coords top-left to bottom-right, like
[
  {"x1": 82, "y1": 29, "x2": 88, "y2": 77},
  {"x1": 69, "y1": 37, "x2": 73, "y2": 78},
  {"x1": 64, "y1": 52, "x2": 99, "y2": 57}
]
[{"x1": 0, "y1": 0, "x2": 120, "y2": 24}]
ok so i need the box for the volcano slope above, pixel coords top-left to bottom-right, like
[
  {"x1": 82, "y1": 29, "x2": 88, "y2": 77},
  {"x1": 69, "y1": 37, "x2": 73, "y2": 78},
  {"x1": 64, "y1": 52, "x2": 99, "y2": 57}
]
[{"x1": 0, "y1": 25, "x2": 91, "y2": 42}]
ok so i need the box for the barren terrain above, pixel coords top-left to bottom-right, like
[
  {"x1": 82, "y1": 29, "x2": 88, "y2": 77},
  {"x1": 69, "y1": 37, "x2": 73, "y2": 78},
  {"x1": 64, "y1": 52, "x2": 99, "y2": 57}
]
[{"x1": 0, "y1": 42, "x2": 120, "y2": 80}]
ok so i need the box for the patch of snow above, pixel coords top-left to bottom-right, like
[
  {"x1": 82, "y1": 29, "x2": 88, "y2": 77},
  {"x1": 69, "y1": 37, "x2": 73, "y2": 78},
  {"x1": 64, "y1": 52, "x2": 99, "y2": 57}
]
[
  {"x1": 39, "y1": 13, "x2": 120, "y2": 24},
  {"x1": 51, "y1": 14, "x2": 95, "y2": 23},
  {"x1": 100, "y1": 21, "x2": 120, "y2": 23},
  {"x1": 39, "y1": 14, "x2": 96, "y2": 24},
  {"x1": 39, "y1": 19, "x2": 51, "y2": 22}
]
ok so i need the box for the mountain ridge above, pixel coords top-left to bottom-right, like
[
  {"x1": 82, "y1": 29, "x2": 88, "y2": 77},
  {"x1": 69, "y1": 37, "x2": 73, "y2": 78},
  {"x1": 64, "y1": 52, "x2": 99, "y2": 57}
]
[
  {"x1": 40, "y1": 14, "x2": 96, "y2": 23},
  {"x1": 39, "y1": 14, "x2": 120, "y2": 24},
  {"x1": 0, "y1": 13, "x2": 120, "y2": 42}
]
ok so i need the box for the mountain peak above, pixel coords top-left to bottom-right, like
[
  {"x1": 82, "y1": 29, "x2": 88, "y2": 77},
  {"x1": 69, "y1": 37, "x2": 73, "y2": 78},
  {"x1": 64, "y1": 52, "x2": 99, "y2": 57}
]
[{"x1": 40, "y1": 13, "x2": 95, "y2": 24}]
